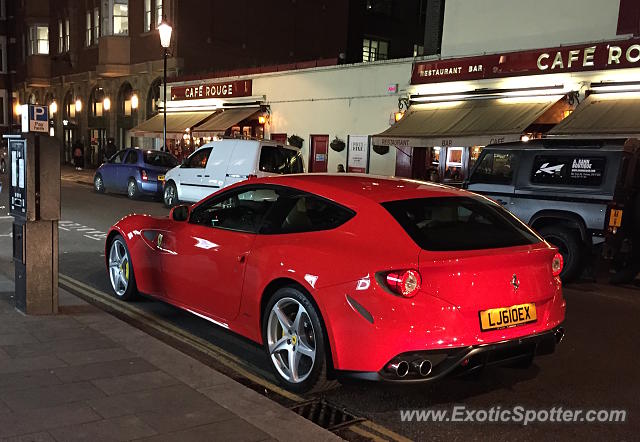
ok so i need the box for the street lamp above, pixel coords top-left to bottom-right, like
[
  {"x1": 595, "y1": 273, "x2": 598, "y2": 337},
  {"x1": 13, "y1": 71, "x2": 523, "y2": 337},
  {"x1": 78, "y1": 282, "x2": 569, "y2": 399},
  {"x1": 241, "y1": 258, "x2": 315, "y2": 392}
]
[{"x1": 158, "y1": 18, "x2": 173, "y2": 152}]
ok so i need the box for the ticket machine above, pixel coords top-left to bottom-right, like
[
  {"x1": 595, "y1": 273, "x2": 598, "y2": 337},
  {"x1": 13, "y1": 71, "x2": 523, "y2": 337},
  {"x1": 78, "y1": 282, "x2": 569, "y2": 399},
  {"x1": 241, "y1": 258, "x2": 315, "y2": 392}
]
[{"x1": 6, "y1": 104, "x2": 61, "y2": 314}]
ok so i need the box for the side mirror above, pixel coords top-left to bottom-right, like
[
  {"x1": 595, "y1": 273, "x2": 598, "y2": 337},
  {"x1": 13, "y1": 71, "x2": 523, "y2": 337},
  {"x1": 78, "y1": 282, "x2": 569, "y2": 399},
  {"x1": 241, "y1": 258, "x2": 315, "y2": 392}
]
[{"x1": 170, "y1": 204, "x2": 190, "y2": 222}]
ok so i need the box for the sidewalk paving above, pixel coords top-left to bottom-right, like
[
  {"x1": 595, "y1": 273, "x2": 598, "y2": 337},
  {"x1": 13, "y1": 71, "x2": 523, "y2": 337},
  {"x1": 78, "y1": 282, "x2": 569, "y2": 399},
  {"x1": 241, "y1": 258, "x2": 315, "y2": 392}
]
[
  {"x1": 0, "y1": 272, "x2": 341, "y2": 442},
  {"x1": 61, "y1": 165, "x2": 96, "y2": 187}
]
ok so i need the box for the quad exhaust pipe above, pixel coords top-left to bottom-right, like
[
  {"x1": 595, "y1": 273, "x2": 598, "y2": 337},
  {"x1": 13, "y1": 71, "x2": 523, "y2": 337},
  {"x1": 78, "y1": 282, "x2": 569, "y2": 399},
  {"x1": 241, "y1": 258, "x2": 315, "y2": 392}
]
[{"x1": 387, "y1": 359, "x2": 433, "y2": 378}]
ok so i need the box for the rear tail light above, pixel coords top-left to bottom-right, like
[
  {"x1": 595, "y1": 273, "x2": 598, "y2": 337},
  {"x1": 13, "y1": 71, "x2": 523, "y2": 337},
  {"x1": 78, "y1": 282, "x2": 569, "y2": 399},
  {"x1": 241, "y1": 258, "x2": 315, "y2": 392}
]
[
  {"x1": 385, "y1": 269, "x2": 422, "y2": 298},
  {"x1": 551, "y1": 252, "x2": 563, "y2": 277},
  {"x1": 141, "y1": 170, "x2": 148, "y2": 181}
]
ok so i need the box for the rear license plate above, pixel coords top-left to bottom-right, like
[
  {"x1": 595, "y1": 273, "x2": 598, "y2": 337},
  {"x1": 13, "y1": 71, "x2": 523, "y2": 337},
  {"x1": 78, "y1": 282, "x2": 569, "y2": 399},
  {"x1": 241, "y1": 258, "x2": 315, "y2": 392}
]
[
  {"x1": 609, "y1": 209, "x2": 623, "y2": 227},
  {"x1": 479, "y1": 303, "x2": 537, "y2": 331},
  {"x1": 157, "y1": 175, "x2": 165, "y2": 182}
]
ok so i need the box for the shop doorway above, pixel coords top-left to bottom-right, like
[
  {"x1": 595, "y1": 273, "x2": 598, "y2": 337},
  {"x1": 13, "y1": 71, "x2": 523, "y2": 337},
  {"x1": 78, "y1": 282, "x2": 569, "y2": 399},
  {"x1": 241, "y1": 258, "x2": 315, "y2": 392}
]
[
  {"x1": 309, "y1": 135, "x2": 329, "y2": 173},
  {"x1": 394, "y1": 146, "x2": 432, "y2": 180},
  {"x1": 89, "y1": 128, "x2": 107, "y2": 167},
  {"x1": 63, "y1": 126, "x2": 77, "y2": 164}
]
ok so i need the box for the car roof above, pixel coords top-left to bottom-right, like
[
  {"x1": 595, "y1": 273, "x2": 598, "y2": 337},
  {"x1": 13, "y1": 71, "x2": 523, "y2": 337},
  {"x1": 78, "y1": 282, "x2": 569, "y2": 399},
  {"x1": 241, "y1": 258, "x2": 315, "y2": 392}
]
[
  {"x1": 252, "y1": 174, "x2": 467, "y2": 203},
  {"x1": 485, "y1": 138, "x2": 627, "y2": 151}
]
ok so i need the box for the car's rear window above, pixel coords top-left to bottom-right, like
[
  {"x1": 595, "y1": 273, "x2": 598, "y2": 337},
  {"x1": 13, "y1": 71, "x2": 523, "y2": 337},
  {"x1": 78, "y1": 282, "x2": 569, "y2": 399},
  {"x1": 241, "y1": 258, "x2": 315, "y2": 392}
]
[
  {"x1": 143, "y1": 151, "x2": 178, "y2": 168},
  {"x1": 382, "y1": 197, "x2": 539, "y2": 251},
  {"x1": 259, "y1": 146, "x2": 304, "y2": 174}
]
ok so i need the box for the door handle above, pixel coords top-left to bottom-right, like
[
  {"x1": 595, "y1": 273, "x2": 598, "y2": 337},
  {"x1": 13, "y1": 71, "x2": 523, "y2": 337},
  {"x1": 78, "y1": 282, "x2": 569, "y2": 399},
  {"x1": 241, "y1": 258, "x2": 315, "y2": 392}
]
[
  {"x1": 196, "y1": 174, "x2": 203, "y2": 177},
  {"x1": 204, "y1": 175, "x2": 210, "y2": 178}
]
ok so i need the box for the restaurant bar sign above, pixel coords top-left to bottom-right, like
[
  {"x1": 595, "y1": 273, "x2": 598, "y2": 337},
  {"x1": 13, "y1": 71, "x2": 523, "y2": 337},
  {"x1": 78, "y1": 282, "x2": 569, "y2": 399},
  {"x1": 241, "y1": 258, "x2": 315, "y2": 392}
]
[
  {"x1": 412, "y1": 37, "x2": 640, "y2": 84},
  {"x1": 171, "y1": 80, "x2": 252, "y2": 100}
]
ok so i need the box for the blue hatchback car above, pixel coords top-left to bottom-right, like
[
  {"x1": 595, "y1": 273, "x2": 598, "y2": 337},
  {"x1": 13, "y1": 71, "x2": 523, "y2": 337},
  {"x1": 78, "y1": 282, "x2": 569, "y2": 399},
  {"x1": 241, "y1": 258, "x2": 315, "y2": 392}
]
[{"x1": 94, "y1": 148, "x2": 178, "y2": 199}]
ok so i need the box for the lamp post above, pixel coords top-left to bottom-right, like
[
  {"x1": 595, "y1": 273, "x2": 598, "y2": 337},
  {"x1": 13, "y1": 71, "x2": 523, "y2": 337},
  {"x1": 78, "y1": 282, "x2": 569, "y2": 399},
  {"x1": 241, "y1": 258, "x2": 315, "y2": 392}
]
[{"x1": 158, "y1": 18, "x2": 173, "y2": 152}]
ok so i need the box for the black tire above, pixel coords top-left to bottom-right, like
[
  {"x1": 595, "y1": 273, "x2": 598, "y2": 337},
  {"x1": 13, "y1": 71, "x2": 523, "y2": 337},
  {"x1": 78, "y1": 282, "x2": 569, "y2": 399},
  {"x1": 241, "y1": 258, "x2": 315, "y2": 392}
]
[
  {"x1": 163, "y1": 181, "x2": 178, "y2": 208},
  {"x1": 262, "y1": 286, "x2": 337, "y2": 393},
  {"x1": 538, "y1": 226, "x2": 582, "y2": 282},
  {"x1": 107, "y1": 234, "x2": 138, "y2": 301},
  {"x1": 94, "y1": 173, "x2": 105, "y2": 193},
  {"x1": 127, "y1": 178, "x2": 139, "y2": 200}
]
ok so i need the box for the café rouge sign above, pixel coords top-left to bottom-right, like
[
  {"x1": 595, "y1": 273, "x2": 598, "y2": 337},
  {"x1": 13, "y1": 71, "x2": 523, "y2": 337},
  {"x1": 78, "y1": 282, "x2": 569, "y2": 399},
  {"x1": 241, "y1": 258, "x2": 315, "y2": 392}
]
[
  {"x1": 171, "y1": 80, "x2": 252, "y2": 100},
  {"x1": 412, "y1": 37, "x2": 640, "y2": 84}
]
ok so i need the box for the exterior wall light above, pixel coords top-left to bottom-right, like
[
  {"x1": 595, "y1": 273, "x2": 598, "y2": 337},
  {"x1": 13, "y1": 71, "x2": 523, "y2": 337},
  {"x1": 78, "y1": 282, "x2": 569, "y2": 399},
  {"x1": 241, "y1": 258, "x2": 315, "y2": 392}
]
[
  {"x1": 50, "y1": 101, "x2": 58, "y2": 115},
  {"x1": 131, "y1": 94, "x2": 139, "y2": 109},
  {"x1": 103, "y1": 97, "x2": 111, "y2": 111},
  {"x1": 75, "y1": 99, "x2": 83, "y2": 112},
  {"x1": 258, "y1": 115, "x2": 267, "y2": 125}
]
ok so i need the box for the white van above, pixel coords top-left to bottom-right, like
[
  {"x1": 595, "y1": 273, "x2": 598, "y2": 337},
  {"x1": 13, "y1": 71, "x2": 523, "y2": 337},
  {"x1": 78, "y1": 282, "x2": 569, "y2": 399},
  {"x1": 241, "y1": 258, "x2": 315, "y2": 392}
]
[{"x1": 162, "y1": 139, "x2": 304, "y2": 207}]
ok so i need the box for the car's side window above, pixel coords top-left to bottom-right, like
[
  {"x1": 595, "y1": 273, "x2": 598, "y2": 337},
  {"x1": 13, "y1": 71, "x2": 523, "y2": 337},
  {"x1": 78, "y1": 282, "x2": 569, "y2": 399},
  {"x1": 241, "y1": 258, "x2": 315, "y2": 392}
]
[
  {"x1": 185, "y1": 148, "x2": 212, "y2": 169},
  {"x1": 189, "y1": 186, "x2": 280, "y2": 233},
  {"x1": 260, "y1": 193, "x2": 355, "y2": 234},
  {"x1": 469, "y1": 152, "x2": 517, "y2": 185},
  {"x1": 126, "y1": 151, "x2": 138, "y2": 164},
  {"x1": 530, "y1": 155, "x2": 606, "y2": 187},
  {"x1": 111, "y1": 150, "x2": 127, "y2": 164}
]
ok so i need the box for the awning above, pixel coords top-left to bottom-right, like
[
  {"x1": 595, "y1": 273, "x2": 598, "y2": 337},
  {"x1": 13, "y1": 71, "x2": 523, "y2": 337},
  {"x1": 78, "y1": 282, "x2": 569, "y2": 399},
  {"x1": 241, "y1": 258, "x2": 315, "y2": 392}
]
[
  {"x1": 191, "y1": 107, "x2": 260, "y2": 136},
  {"x1": 549, "y1": 94, "x2": 640, "y2": 137},
  {"x1": 130, "y1": 111, "x2": 215, "y2": 138},
  {"x1": 372, "y1": 96, "x2": 563, "y2": 147}
]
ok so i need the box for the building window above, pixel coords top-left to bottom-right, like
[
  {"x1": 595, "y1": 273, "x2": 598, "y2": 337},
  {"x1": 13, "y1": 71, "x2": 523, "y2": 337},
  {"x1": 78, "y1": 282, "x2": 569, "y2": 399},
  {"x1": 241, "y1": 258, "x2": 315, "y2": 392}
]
[
  {"x1": 144, "y1": 0, "x2": 151, "y2": 32},
  {"x1": 413, "y1": 44, "x2": 424, "y2": 57},
  {"x1": 64, "y1": 19, "x2": 70, "y2": 51},
  {"x1": 86, "y1": 11, "x2": 92, "y2": 46},
  {"x1": 0, "y1": 36, "x2": 6, "y2": 73},
  {"x1": 362, "y1": 38, "x2": 388, "y2": 62},
  {"x1": 93, "y1": 8, "x2": 100, "y2": 43},
  {"x1": 0, "y1": 91, "x2": 6, "y2": 126},
  {"x1": 58, "y1": 20, "x2": 63, "y2": 53},
  {"x1": 155, "y1": 0, "x2": 163, "y2": 26},
  {"x1": 28, "y1": 25, "x2": 49, "y2": 55},
  {"x1": 0, "y1": 0, "x2": 6, "y2": 20},
  {"x1": 113, "y1": 0, "x2": 129, "y2": 35}
]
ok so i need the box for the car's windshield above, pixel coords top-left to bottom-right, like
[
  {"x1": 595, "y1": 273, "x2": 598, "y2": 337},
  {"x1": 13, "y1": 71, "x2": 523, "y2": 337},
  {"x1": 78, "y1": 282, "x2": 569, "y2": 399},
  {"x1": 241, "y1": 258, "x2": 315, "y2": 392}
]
[
  {"x1": 382, "y1": 196, "x2": 540, "y2": 251},
  {"x1": 143, "y1": 151, "x2": 178, "y2": 168}
]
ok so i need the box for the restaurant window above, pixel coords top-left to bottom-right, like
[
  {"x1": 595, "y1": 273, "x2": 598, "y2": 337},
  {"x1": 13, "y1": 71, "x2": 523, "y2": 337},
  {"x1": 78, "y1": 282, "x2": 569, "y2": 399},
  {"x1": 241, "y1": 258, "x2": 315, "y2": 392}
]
[
  {"x1": 530, "y1": 156, "x2": 606, "y2": 187},
  {"x1": 444, "y1": 147, "x2": 464, "y2": 182},
  {"x1": 469, "y1": 152, "x2": 517, "y2": 185},
  {"x1": 93, "y1": 8, "x2": 100, "y2": 43},
  {"x1": 57, "y1": 20, "x2": 63, "y2": 53},
  {"x1": 468, "y1": 146, "x2": 484, "y2": 169},
  {"x1": 28, "y1": 25, "x2": 49, "y2": 55},
  {"x1": 155, "y1": 0, "x2": 163, "y2": 26},
  {"x1": 413, "y1": 44, "x2": 424, "y2": 57},
  {"x1": 362, "y1": 38, "x2": 388, "y2": 62},
  {"x1": 144, "y1": 0, "x2": 151, "y2": 31},
  {"x1": 86, "y1": 11, "x2": 92, "y2": 46}
]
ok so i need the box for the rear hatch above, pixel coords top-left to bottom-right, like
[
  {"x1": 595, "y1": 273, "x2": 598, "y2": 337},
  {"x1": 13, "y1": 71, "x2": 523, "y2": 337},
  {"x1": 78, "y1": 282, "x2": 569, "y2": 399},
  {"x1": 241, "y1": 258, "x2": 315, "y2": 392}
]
[
  {"x1": 383, "y1": 195, "x2": 556, "y2": 337},
  {"x1": 142, "y1": 151, "x2": 179, "y2": 180}
]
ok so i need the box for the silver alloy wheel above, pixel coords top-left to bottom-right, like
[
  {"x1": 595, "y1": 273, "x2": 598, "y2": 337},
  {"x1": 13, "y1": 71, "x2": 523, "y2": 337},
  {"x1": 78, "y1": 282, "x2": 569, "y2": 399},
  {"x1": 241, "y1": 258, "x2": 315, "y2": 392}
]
[
  {"x1": 267, "y1": 297, "x2": 317, "y2": 383},
  {"x1": 94, "y1": 175, "x2": 103, "y2": 192},
  {"x1": 128, "y1": 180, "x2": 136, "y2": 198},
  {"x1": 108, "y1": 239, "x2": 130, "y2": 297},
  {"x1": 164, "y1": 184, "x2": 176, "y2": 206}
]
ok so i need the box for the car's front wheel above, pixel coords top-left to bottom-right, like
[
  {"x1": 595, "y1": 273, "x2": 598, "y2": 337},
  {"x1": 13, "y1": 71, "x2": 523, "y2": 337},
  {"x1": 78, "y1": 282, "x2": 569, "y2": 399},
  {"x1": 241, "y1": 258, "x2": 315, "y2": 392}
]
[
  {"x1": 163, "y1": 181, "x2": 178, "y2": 208},
  {"x1": 108, "y1": 235, "x2": 137, "y2": 301},
  {"x1": 263, "y1": 287, "x2": 334, "y2": 393},
  {"x1": 94, "y1": 174, "x2": 105, "y2": 193}
]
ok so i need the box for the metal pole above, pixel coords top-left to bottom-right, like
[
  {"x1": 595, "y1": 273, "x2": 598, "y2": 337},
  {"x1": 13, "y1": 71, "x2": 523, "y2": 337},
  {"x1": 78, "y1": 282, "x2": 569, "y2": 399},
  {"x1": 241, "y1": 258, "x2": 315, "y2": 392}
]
[{"x1": 163, "y1": 49, "x2": 167, "y2": 152}]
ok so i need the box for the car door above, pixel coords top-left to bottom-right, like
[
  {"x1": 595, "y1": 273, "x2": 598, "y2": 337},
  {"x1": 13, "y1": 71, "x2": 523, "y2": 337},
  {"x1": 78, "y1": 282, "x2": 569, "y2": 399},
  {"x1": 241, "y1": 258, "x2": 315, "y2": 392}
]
[
  {"x1": 103, "y1": 150, "x2": 128, "y2": 190},
  {"x1": 467, "y1": 151, "x2": 519, "y2": 210},
  {"x1": 179, "y1": 147, "x2": 213, "y2": 202},
  {"x1": 120, "y1": 150, "x2": 139, "y2": 191},
  {"x1": 160, "y1": 185, "x2": 277, "y2": 322}
]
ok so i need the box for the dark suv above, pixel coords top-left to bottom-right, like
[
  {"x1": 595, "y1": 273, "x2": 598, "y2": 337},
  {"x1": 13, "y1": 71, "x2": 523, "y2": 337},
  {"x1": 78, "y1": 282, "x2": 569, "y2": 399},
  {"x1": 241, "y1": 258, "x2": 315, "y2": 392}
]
[{"x1": 466, "y1": 138, "x2": 640, "y2": 281}]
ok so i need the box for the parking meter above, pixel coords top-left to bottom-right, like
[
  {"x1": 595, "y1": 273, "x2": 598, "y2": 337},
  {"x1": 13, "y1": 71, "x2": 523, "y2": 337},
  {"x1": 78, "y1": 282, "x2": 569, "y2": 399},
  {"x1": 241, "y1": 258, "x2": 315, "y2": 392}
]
[{"x1": 5, "y1": 105, "x2": 61, "y2": 314}]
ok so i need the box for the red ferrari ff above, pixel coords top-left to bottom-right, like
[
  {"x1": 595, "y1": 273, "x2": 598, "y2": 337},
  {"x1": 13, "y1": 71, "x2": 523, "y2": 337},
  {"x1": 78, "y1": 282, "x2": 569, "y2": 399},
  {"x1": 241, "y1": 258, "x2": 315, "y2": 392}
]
[{"x1": 105, "y1": 174, "x2": 566, "y2": 392}]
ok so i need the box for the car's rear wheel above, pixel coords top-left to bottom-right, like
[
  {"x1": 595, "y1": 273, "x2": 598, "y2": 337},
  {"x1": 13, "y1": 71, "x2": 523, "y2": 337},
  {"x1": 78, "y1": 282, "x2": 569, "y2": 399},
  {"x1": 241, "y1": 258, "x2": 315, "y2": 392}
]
[
  {"x1": 127, "y1": 179, "x2": 138, "y2": 200},
  {"x1": 108, "y1": 235, "x2": 137, "y2": 301},
  {"x1": 538, "y1": 226, "x2": 581, "y2": 282},
  {"x1": 163, "y1": 181, "x2": 178, "y2": 208},
  {"x1": 94, "y1": 174, "x2": 105, "y2": 193},
  {"x1": 263, "y1": 287, "x2": 335, "y2": 393}
]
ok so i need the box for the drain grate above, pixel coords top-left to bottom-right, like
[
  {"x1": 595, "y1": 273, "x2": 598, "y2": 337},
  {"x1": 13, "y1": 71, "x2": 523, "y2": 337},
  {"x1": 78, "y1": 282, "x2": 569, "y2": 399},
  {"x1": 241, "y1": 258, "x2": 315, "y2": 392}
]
[{"x1": 290, "y1": 399, "x2": 364, "y2": 431}]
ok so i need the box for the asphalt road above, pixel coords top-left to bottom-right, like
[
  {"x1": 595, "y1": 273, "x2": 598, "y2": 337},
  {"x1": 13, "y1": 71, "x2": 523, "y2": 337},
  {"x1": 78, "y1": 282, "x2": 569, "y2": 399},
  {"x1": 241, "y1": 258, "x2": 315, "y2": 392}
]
[{"x1": 0, "y1": 174, "x2": 638, "y2": 441}]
